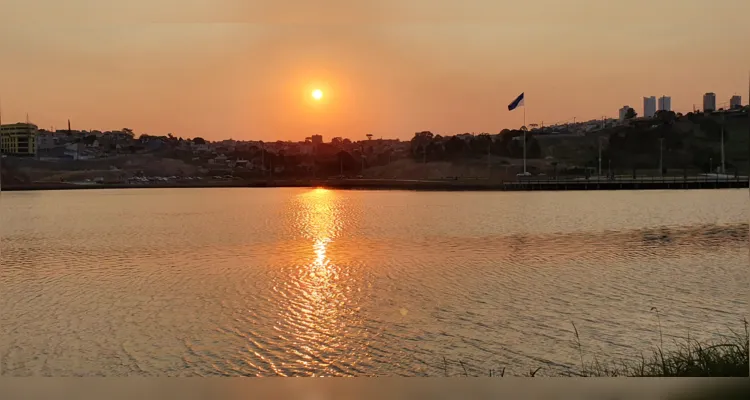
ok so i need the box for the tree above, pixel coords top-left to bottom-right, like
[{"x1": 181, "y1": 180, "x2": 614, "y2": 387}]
[
  {"x1": 410, "y1": 131, "x2": 435, "y2": 159},
  {"x1": 444, "y1": 136, "x2": 465, "y2": 159},
  {"x1": 528, "y1": 137, "x2": 542, "y2": 158},
  {"x1": 625, "y1": 108, "x2": 637, "y2": 119},
  {"x1": 655, "y1": 110, "x2": 677, "y2": 125},
  {"x1": 193, "y1": 137, "x2": 207, "y2": 145},
  {"x1": 473, "y1": 133, "x2": 493, "y2": 157}
]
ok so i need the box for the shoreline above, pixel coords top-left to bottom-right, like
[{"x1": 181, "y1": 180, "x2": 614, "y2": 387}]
[{"x1": 2, "y1": 177, "x2": 748, "y2": 192}]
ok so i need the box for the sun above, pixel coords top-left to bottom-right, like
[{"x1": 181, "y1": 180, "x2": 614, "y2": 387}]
[{"x1": 312, "y1": 89, "x2": 323, "y2": 100}]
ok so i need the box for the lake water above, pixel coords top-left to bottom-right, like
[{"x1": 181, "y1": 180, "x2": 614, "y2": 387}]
[{"x1": 1, "y1": 188, "x2": 747, "y2": 377}]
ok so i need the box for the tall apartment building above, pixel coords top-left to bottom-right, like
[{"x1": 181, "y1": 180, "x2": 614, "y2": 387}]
[
  {"x1": 643, "y1": 96, "x2": 657, "y2": 118},
  {"x1": 730, "y1": 95, "x2": 742, "y2": 109},
  {"x1": 703, "y1": 92, "x2": 716, "y2": 112},
  {"x1": 657, "y1": 96, "x2": 672, "y2": 112}
]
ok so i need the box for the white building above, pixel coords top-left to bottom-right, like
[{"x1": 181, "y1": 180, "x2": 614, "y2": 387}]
[
  {"x1": 657, "y1": 96, "x2": 672, "y2": 112},
  {"x1": 730, "y1": 95, "x2": 742, "y2": 109},
  {"x1": 37, "y1": 132, "x2": 57, "y2": 150},
  {"x1": 643, "y1": 96, "x2": 657, "y2": 118},
  {"x1": 190, "y1": 142, "x2": 209, "y2": 153},
  {"x1": 703, "y1": 92, "x2": 716, "y2": 112},
  {"x1": 618, "y1": 105, "x2": 631, "y2": 121}
]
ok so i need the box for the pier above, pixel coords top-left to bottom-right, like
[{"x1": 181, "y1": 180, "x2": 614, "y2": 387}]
[
  {"x1": 320, "y1": 176, "x2": 749, "y2": 191},
  {"x1": 1, "y1": 175, "x2": 747, "y2": 192}
]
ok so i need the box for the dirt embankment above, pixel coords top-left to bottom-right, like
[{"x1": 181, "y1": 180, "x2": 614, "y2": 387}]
[
  {"x1": 1, "y1": 161, "x2": 30, "y2": 184},
  {"x1": 3, "y1": 155, "x2": 200, "y2": 183},
  {"x1": 363, "y1": 158, "x2": 551, "y2": 180}
]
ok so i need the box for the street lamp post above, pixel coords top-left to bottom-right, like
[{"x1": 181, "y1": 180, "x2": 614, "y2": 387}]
[
  {"x1": 659, "y1": 138, "x2": 664, "y2": 178},
  {"x1": 598, "y1": 137, "x2": 602, "y2": 179},
  {"x1": 720, "y1": 116, "x2": 726, "y2": 174}
]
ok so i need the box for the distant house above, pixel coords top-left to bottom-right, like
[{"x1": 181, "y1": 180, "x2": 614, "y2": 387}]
[
  {"x1": 297, "y1": 160, "x2": 314, "y2": 170},
  {"x1": 143, "y1": 139, "x2": 166, "y2": 152},
  {"x1": 37, "y1": 132, "x2": 57, "y2": 150},
  {"x1": 191, "y1": 142, "x2": 209, "y2": 153},
  {"x1": 300, "y1": 142, "x2": 314, "y2": 155},
  {"x1": 63, "y1": 143, "x2": 86, "y2": 160},
  {"x1": 82, "y1": 135, "x2": 99, "y2": 149}
]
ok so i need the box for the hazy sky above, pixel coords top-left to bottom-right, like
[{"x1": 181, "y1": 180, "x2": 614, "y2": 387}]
[{"x1": 1, "y1": 0, "x2": 748, "y2": 141}]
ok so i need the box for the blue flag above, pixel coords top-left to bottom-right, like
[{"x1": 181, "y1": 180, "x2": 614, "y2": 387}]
[{"x1": 508, "y1": 92, "x2": 524, "y2": 111}]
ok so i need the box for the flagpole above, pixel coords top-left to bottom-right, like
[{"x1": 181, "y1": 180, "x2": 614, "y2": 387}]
[
  {"x1": 523, "y1": 101, "x2": 527, "y2": 175},
  {"x1": 0, "y1": 96, "x2": 3, "y2": 194}
]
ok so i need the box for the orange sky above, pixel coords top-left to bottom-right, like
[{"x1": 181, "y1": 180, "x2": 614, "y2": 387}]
[{"x1": 1, "y1": 0, "x2": 748, "y2": 141}]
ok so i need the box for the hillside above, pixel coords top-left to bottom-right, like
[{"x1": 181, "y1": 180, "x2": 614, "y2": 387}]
[
  {"x1": 363, "y1": 158, "x2": 552, "y2": 180},
  {"x1": 536, "y1": 112, "x2": 749, "y2": 174}
]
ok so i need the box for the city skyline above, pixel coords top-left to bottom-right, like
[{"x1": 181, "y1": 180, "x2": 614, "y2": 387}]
[
  {"x1": 3, "y1": 89, "x2": 747, "y2": 141},
  {"x1": 1, "y1": 0, "x2": 749, "y2": 141}
]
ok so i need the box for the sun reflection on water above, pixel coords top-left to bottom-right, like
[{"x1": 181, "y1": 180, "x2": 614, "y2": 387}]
[{"x1": 272, "y1": 188, "x2": 360, "y2": 376}]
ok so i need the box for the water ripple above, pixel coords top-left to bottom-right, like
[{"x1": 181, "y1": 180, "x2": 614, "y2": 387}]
[{"x1": 1, "y1": 188, "x2": 747, "y2": 376}]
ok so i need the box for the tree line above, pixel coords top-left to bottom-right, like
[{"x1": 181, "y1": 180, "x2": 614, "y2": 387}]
[{"x1": 408, "y1": 130, "x2": 543, "y2": 162}]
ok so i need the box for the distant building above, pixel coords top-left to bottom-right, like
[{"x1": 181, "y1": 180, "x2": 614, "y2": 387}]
[
  {"x1": 643, "y1": 96, "x2": 657, "y2": 118},
  {"x1": 300, "y1": 142, "x2": 314, "y2": 155},
  {"x1": 190, "y1": 141, "x2": 209, "y2": 153},
  {"x1": 730, "y1": 95, "x2": 742, "y2": 110},
  {"x1": 311, "y1": 135, "x2": 323, "y2": 145},
  {"x1": 63, "y1": 142, "x2": 84, "y2": 160},
  {"x1": 618, "y1": 105, "x2": 631, "y2": 121},
  {"x1": 1, "y1": 123, "x2": 38, "y2": 156},
  {"x1": 657, "y1": 96, "x2": 672, "y2": 112},
  {"x1": 37, "y1": 131, "x2": 57, "y2": 150},
  {"x1": 703, "y1": 92, "x2": 716, "y2": 112}
]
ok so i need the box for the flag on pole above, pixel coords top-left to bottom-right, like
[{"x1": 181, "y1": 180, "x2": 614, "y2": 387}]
[{"x1": 508, "y1": 92, "x2": 524, "y2": 111}]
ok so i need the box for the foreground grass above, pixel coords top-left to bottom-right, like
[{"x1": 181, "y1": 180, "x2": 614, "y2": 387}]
[
  {"x1": 440, "y1": 318, "x2": 749, "y2": 377},
  {"x1": 578, "y1": 322, "x2": 749, "y2": 377}
]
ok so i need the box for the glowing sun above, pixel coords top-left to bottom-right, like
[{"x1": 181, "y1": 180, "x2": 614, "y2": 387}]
[{"x1": 311, "y1": 89, "x2": 323, "y2": 100}]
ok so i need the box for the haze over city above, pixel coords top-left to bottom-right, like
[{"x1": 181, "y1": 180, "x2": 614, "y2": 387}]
[{"x1": 1, "y1": 0, "x2": 748, "y2": 141}]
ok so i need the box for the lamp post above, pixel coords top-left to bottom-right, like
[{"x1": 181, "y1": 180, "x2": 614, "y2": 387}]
[
  {"x1": 598, "y1": 137, "x2": 602, "y2": 179},
  {"x1": 720, "y1": 115, "x2": 725, "y2": 174},
  {"x1": 659, "y1": 138, "x2": 664, "y2": 178}
]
